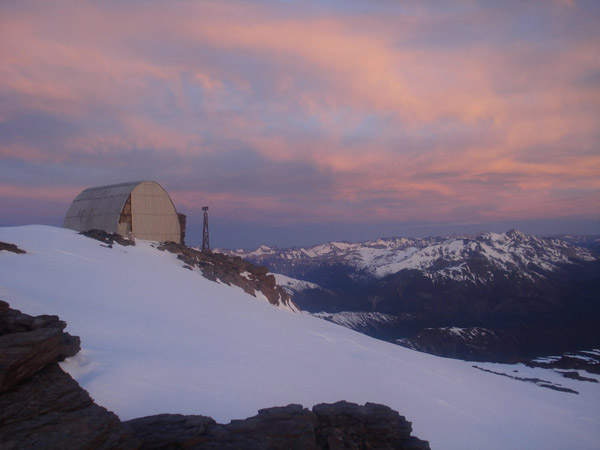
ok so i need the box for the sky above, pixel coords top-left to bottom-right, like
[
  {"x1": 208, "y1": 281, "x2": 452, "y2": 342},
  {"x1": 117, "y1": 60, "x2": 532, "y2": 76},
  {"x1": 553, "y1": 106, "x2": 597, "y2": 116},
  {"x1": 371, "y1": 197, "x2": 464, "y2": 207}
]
[{"x1": 1, "y1": 0, "x2": 599, "y2": 248}]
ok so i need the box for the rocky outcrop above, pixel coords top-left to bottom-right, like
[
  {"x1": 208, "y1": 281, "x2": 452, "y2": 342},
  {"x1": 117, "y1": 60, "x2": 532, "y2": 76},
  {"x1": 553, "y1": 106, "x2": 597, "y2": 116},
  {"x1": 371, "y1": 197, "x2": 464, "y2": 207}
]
[
  {"x1": 0, "y1": 300, "x2": 135, "y2": 449},
  {"x1": 0, "y1": 300, "x2": 80, "y2": 391},
  {"x1": 124, "y1": 401, "x2": 431, "y2": 450},
  {"x1": 526, "y1": 350, "x2": 600, "y2": 375},
  {"x1": 81, "y1": 229, "x2": 136, "y2": 247},
  {"x1": 157, "y1": 241, "x2": 297, "y2": 310},
  {"x1": 0, "y1": 364, "x2": 136, "y2": 450},
  {"x1": 78, "y1": 230, "x2": 295, "y2": 309},
  {"x1": 312, "y1": 401, "x2": 428, "y2": 450},
  {"x1": 0, "y1": 241, "x2": 26, "y2": 254}
]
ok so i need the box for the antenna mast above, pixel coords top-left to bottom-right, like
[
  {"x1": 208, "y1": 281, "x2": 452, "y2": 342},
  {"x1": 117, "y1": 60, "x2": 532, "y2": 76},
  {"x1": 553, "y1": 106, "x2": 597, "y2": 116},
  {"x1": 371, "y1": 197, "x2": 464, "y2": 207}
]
[{"x1": 201, "y1": 206, "x2": 210, "y2": 252}]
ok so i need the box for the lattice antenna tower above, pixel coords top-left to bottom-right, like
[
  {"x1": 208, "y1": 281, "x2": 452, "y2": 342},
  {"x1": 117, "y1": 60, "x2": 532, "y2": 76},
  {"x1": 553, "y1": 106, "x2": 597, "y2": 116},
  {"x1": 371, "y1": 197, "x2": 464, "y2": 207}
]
[{"x1": 201, "y1": 206, "x2": 210, "y2": 252}]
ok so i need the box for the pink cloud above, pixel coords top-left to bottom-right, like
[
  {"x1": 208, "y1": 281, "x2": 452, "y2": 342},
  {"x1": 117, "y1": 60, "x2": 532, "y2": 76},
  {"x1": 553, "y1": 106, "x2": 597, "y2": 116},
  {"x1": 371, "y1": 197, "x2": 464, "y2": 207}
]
[
  {"x1": 1, "y1": 1, "x2": 599, "y2": 230},
  {"x1": 0, "y1": 184, "x2": 81, "y2": 202}
]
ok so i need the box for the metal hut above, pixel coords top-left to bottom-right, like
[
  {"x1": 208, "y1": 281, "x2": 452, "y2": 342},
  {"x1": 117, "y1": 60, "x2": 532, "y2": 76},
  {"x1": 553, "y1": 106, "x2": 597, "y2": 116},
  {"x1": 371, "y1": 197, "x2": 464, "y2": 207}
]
[{"x1": 63, "y1": 180, "x2": 184, "y2": 243}]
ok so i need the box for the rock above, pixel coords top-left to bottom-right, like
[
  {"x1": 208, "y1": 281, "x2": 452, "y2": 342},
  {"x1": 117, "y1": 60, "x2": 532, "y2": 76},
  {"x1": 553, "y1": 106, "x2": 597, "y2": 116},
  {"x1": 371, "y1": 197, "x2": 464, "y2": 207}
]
[
  {"x1": 0, "y1": 241, "x2": 26, "y2": 254},
  {"x1": 0, "y1": 364, "x2": 136, "y2": 450},
  {"x1": 313, "y1": 401, "x2": 429, "y2": 450},
  {"x1": 526, "y1": 352, "x2": 600, "y2": 375},
  {"x1": 0, "y1": 301, "x2": 136, "y2": 449},
  {"x1": 124, "y1": 413, "x2": 216, "y2": 449},
  {"x1": 81, "y1": 229, "x2": 135, "y2": 247},
  {"x1": 124, "y1": 404, "x2": 318, "y2": 450},
  {"x1": 225, "y1": 404, "x2": 318, "y2": 449},
  {"x1": 559, "y1": 371, "x2": 598, "y2": 382},
  {"x1": 157, "y1": 241, "x2": 297, "y2": 310},
  {"x1": 124, "y1": 402, "x2": 430, "y2": 450},
  {"x1": 0, "y1": 300, "x2": 80, "y2": 392}
]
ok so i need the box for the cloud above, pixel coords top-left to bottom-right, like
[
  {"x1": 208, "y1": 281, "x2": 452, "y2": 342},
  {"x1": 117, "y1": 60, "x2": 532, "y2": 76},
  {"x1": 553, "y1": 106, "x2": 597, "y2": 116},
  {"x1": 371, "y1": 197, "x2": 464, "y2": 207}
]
[{"x1": 1, "y1": 0, "x2": 599, "y2": 240}]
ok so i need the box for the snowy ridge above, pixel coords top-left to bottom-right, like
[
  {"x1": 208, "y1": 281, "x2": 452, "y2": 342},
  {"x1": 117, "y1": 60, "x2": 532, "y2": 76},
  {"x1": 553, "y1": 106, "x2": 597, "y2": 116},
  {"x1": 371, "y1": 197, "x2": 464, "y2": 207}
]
[{"x1": 226, "y1": 230, "x2": 596, "y2": 283}]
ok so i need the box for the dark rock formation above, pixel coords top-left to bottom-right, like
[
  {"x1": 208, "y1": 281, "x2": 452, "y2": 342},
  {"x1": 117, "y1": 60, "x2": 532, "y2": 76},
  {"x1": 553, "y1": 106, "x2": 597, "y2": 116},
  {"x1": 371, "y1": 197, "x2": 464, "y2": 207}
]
[
  {"x1": 80, "y1": 229, "x2": 136, "y2": 247},
  {"x1": 472, "y1": 365, "x2": 578, "y2": 394},
  {"x1": 0, "y1": 364, "x2": 136, "y2": 450},
  {"x1": 0, "y1": 300, "x2": 136, "y2": 449},
  {"x1": 312, "y1": 401, "x2": 427, "y2": 450},
  {"x1": 78, "y1": 230, "x2": 294, "y2": 309},
  {"x1": 559, "y1": 371, "x2": 598, "y2": 382},
  {"x1": 0, "y1": 241, "x2": 26, "y2": 254},
  {"x1": 157, "y1": 241, "x2": 296, "y2": 309},
  {"x1": 525, "y1": 350, "x2": 600, "y2": 375},
  {"x1": 124, "y1": 401, "x2": 431, "y2": 450},
  {"x1": 0, "y1": 300, "x2": 80, "y2": 391},
  {"x1": 124, "y1": 414, "x2": 217, "y2": 449}
]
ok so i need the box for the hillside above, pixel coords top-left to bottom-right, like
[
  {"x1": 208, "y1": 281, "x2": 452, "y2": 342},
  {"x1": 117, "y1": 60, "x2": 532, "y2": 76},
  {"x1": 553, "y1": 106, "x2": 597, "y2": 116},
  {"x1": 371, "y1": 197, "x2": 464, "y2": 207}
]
[{"x1": 1, "y1": 225, "x2": 599, "y2": 450}]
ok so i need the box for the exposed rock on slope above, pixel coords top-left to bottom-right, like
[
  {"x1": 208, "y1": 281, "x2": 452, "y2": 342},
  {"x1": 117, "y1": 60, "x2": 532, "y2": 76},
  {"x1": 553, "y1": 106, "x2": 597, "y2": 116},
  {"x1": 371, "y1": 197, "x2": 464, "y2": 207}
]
[
  {"x1": 124, "y1": 401, "x2": 431, "y2": 450},
  {"x1": 81, "y1": 229, "x2": 136, "y2": 247},
  {"x1": 0, "y1": 241, "x2": 26, "y2": 254},
  {"x1": 79, "y1": 229, "x2": 297, "y2": 310},
  {"x1": 0, "y1": 364, "x2": 136, "y2": 450},
  {"x1": 0, "y1": 300, "x2": 135, "y2": 449},
  {"x1": 0, "y1": 300, "x2": 80, "y2": 391},
  {"x1": 157, "y1": 241, "x2": 297, "y2": 310}
]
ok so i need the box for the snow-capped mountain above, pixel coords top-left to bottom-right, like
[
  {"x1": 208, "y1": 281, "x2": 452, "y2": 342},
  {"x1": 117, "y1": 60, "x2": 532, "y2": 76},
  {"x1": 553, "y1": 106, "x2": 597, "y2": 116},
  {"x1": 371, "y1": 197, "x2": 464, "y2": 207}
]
[
  {"x1": 225, "y1": 230, "x2": 596, "y2": 283},
  {"x1": 1, "y1": 225, "x2": 599, "y2": 450},
  {"x1": 224, "y1": 230, "x2": 600, "y2": 363}
]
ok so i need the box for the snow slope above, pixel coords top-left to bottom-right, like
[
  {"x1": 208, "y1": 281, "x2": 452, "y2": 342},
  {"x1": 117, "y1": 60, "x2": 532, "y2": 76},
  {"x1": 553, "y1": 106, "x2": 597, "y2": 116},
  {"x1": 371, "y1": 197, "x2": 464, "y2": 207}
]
[{"x1": 1, "y1": 226, "x2": 599, "y2": 450}]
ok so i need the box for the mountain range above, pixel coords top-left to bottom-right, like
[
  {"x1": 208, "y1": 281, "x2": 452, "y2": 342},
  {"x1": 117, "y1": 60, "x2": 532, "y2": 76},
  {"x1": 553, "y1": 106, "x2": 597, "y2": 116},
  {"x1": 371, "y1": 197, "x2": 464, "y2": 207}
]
[{"x1": 224, "y1": 230, "x2": 600, "y2": 362}]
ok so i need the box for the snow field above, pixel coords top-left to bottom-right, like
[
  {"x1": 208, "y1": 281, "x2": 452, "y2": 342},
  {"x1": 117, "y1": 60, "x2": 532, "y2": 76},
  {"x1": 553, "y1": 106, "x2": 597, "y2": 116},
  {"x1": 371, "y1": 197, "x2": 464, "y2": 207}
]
[{"x1": 0, "y1": 225, "x2": 599, "y2": 450}]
